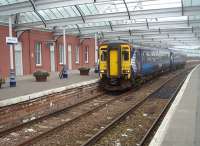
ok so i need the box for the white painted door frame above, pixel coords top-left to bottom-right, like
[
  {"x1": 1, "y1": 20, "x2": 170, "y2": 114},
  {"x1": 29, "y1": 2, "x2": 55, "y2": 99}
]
[
  {"x1": 14, "y1": 42, "x2": 23, "y2": 76},
  {"x1": 50, "y1": 44, "x2": 55, "y2": 72},
  {"x1": 68, "y1": 45, "x2": 72, "y2": 70}
]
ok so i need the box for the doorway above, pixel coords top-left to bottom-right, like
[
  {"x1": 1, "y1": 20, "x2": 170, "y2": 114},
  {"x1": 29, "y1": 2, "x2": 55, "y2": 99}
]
[
  {"x1": 68, "y1": 45, "x2": 72, "y2": 70},
  {"x1": 14, "y1": 42, "x2": 23, "y2": 76},
  {"x1": 50, "y1": 44, "x2": 55, "y2": 72}
]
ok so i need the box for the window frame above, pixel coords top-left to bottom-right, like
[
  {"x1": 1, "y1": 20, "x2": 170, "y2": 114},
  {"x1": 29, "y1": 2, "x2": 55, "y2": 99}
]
[
  {"x1": 122, "y1": 50, "x2": 129, "y2": 61},
  {"x1": 35, "y1": 42, "x2": 42, "y2": 66},
  {"x1": 75, "y1": 46, "x2": 79, "y2": 64},
  {"x1": 59, "y1": 44, "x2": 64, "y2": 64},
  {"x1": 84, "y1": 46, "x2": 89, "y2": 64}
]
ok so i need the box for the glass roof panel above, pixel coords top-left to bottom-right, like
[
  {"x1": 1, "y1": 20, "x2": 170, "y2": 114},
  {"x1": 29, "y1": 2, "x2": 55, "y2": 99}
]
[
  {"x1": 78, "y1": 4, "x2": 91, "y2": 16},
  {"x1": 38, "y1": 10, "x2": 50, "y2": 20},
  {"x1": 49, "y1": 8, "x2": 64, "y2": 19},
  {"x1": 86, "y1": 3, "x2": 98, "y2": 15},
  {"x1": 67, "y1": 24, "x2": 77, "y2": 29},
  {"x1": 95, "y1": 0, "x2": 126, "y2": 14},
  {"x1": 0, "y1": 15, "x2": 8, "y2": 23},
  {"x1": 127, "y1": 0, "x2": 181, "y2": 11},
  {"x1": 30, "y1": 12, "x2": 41, "y2": 22},
  {"x1": 148, "y1": 16, "x2": 188, "y2": 22},
  {"x1": 43, "y1": 9, "x2": 57, "y2": 20},
  {"x1": 183, "y1": 0, "x2": 200, "y2": 6},
  {"x1": 57, "y1": 7, "x2": 69, "y2": 18},
  {"x1": 63, "y1": 6, "x2": 80, "y2": 17},
  {"x1": 71, "y1": 6, "x2": 81, "y2": 16},
  {"x1": 0, "y1": 0, "x2": 27, "y2": 6}
]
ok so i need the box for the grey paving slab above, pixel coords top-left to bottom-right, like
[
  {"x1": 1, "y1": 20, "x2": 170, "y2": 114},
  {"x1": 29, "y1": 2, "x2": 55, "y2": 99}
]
[
  {"x1": 0, "y1": 71, "x2": 98, "y2": 101},
  {"x1": 160, "y1": 65, "x2": 200, "y2": 146}
]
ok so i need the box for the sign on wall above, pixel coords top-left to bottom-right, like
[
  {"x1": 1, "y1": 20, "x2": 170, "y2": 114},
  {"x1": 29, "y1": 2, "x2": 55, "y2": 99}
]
[{"x1": 6, "y1": 37, "x2": 18, "y2": 44}]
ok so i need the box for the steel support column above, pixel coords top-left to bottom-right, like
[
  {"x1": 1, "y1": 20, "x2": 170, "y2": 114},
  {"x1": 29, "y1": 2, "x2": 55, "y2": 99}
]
[
  {"x1": 63, "y1": 28, "x2": 66, "y2": 65},
  {"x1": 76, "y1": 24, "x2": 81, "y2": 34},
  {"x1": 9, "y1": 16, "x2": 16, "y2": 87},
  {"x1": 123, "y1": 0, "x2": 131, "y2": 20},
  {"x1": 29, "y1": 0, "x2": 47, "y2": 27},
  {"x1": 75, "y1": 5, "x2": 86, "y2": 23}
]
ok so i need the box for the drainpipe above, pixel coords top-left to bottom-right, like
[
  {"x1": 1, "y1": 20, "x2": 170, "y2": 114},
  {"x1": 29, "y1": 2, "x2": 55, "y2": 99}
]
[{"x1": 9, "y1": 15, "x2": 16, "y2": 87}]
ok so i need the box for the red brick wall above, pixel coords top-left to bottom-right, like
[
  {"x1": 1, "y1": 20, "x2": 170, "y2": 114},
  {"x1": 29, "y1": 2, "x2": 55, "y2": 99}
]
[
  {"x1": 0, "y1": 25, "x2": 95, "y2": 77},
  {"x1": 56, "y1": 36, "x2": 95, "y2": 71},
  {"x1": 81, "y1": 38, "x2": 95, "y2": 68},
  {"x1": 18, "y1": 30, "x2": 53, "y2": 75},
  {"x1": 0, "y1": 26, "x2": 16, "y2": 78}
]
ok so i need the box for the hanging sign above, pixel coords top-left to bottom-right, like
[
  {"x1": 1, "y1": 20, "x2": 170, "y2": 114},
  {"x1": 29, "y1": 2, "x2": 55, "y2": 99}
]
[{"x1": 6, "y1": 37, "x2": 18, "y2": 44}]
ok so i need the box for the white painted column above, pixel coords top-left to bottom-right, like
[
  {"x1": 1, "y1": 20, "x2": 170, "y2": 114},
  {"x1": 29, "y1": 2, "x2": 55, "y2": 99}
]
[
  {"x1": 9, "y1": 15, "x2": 16, "y2": 87},
  {"x1": 95, "y1": 33, "x2": 98, "y2": 63},
  {"x1": 9, "y1": 16, "x2": 14, "y2": 70},
  {"x1": 63, "y1": 28, "x2": 66, "y2": 65},
  {"x1": 61, "y1": 28, "x2": 68, "y2": 78}
]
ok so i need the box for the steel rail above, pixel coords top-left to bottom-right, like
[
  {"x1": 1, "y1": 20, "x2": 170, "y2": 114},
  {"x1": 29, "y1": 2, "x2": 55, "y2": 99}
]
[
  {"x1": 17, "y1": 89, "x2": 136, "y2": 146},
  {"x1": 81, "y1": 69, "x2": 189, "y2": 146},
  {"x1": 0, "y1": 84, "x2": 103, "y2": 137}
]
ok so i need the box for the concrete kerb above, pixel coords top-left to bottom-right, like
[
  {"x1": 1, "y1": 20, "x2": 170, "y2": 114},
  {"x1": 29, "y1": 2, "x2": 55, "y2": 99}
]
[{"x1": 0, "y1": 79, "x2": 99, "y2": 107}]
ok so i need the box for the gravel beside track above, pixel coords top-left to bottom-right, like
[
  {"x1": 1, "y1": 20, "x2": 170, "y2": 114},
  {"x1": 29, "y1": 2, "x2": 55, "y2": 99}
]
[
  {"x1": 29, "y1": 67, "x2": 192, "y2": 146},
  {"x1": 91, "y1": 69, "x2": 190, "y2": 146}
]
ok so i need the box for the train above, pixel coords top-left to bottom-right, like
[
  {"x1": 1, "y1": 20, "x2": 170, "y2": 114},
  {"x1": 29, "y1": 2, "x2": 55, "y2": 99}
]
[{"x1": 98, "y1": 40, "x2": 186, "y2": 91}]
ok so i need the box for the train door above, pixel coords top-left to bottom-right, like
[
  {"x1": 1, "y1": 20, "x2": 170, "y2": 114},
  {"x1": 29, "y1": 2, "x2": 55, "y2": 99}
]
[
  {"x1": 109, "y1": 49, "x2": 118, "y2": 76},
  {"x1": 131, "y1": 49, "x2": 137, "y2": 75}
]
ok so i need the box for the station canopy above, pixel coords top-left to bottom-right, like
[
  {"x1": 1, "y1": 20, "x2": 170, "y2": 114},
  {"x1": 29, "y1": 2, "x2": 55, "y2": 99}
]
[{"x1": 0, "y1": 0, "x2": 200, "y2": 55}]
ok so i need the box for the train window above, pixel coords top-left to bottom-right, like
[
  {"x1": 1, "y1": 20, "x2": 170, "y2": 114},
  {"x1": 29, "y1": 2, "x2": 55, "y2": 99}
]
[
  {"x1": 122, "y1": 51, "x2": 129, "y2": 61},
  {"x1": 143, "y1": 52, "x2": 147, "y2": 63},
  {"x1": 101, "y1": 51, "x2": 107, "y2": 61}
]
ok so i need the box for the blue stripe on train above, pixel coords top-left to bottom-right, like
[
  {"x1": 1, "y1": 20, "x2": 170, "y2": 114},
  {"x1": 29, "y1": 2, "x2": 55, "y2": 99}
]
[{"x1": 141, "y1": 63, "x2": 158, "y2": 76}]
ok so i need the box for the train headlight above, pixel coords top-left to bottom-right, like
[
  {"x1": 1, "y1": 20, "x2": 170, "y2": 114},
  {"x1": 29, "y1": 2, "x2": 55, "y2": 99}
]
[
  {"x1": 100, "y1": 70, "x2": 107, "y2": 73},
  {"x1": 123, "y1": 70, "x2": 130, "y2": 73}
]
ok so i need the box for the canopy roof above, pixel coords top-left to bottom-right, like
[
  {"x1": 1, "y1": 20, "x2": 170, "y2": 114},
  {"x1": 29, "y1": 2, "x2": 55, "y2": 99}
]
[{"x1": 0, "y1": 0, "x2": 200, "y2": 55}]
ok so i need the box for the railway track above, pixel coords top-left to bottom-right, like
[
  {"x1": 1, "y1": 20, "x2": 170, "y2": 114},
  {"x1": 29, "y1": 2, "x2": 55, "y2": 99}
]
[
  {"x1": 81, "y1": 68, "x2": 191, "y2": 146},
  {"x1": 0, "y1": 67, "x2": 193, "y2": 146},
  {"x1": 0, "y1": 86, "x2": 140, "y2": 146},
  {"x1": 0, "y1": 82, "x2": 101, "y2": 133}
]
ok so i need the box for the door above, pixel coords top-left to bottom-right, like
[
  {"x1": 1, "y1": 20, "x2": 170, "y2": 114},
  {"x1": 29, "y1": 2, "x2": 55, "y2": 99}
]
[
  {"x1": 109, "y1": 49, "x2": 118, "y2": 76},
  {"x1": 15, "y1": 42, "x2": 23, "y2": 76},
  {"x1": 50, "y1": 45, "x2": 55, "y2": 72},
  {"x1": 68, "y1": 45, "x2": 72, "y2": 70}
]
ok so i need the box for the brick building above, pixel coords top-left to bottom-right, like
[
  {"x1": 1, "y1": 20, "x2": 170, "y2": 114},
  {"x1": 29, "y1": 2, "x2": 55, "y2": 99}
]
[{"x1": 0, "y1": 25, "x2": 96, "y2": 78}]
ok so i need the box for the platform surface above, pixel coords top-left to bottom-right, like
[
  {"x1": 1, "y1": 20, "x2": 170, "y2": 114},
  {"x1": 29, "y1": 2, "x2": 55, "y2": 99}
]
[
  {"x1": 149, "y1": 64, "x2": 200, "y2": 146},
  {"x1": 0, "y1": 70, "x2": 98, "y2": 102}
]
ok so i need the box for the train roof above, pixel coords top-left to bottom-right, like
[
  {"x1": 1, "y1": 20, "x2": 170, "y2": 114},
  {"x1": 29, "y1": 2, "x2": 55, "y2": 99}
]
[
  {"x1": 100, "y1": 40, "x2": 130, "y2": 46},
  {"x1": 99, "y1": 40, "x2": 171, "y2": 52}
]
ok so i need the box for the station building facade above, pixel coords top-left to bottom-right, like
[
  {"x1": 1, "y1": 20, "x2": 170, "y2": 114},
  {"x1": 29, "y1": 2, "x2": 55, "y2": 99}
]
[{"x1": 0, "y1": 25, "x2": 95, "y2": 78}]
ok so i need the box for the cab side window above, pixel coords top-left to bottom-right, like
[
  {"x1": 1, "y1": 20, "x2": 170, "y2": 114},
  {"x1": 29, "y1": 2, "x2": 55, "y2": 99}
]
[
  {"x1": 122, "y1": 51, "x2": 129, "y2": 61},
  {"x1": 101, "y1": 51, "x2": 107, "y2": 61}
]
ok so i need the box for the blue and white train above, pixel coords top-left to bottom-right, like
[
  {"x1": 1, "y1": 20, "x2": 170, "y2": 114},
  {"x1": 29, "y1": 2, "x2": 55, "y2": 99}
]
[{"x1": 98, "y1": 40, "x2": 186, "y2": 91}]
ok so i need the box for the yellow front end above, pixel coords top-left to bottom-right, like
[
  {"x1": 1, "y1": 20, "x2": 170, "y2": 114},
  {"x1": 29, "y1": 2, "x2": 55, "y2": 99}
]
[{"x1": 109, "y1": 49, "x2": 119, "y2": 77}]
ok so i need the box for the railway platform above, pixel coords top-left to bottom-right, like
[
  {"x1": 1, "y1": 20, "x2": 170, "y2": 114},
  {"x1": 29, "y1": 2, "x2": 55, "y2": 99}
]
[
  {"x1": 149, "y1": 64, "x2": 200, "y2": 146},
  {"x1": 0, "y1": 70, "x2": 98, "y2": 107}
]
